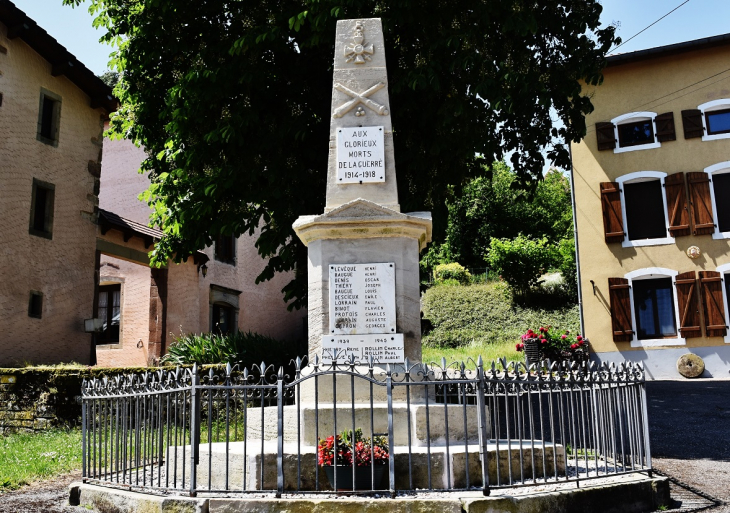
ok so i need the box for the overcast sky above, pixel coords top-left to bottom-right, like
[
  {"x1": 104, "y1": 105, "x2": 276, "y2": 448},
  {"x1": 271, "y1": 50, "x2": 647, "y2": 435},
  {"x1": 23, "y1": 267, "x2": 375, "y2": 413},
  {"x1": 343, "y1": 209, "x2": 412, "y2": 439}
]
[{"x1": 15, "y1": 0, "x2": 730, "y2": 75}]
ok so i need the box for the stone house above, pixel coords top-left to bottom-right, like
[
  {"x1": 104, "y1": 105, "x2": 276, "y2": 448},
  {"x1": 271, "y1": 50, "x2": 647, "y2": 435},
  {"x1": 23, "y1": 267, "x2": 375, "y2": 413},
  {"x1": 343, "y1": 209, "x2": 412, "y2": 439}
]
[
  {"x1": 0, "y1": 2, "x2": 304, "y2": 367},
  {"x1": 572, "y1": 33, "x2": 730, "y2": 378},
  {"x1": 96, "y1": 137, "x2": 305, "y2": 367},
  {"x1": 0, "y1": 1, "x2": 115, "y2": 366}
]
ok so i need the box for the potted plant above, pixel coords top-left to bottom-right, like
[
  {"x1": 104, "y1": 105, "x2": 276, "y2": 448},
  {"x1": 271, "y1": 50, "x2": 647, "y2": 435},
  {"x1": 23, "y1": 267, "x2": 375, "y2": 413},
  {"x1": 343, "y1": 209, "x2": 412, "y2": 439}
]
[
  {"x1": 516, "y1": 326, "x2": 590, "y2": 366},
  {"x1": 317, "y1": 428, "x2": 389, "y2": 491}
]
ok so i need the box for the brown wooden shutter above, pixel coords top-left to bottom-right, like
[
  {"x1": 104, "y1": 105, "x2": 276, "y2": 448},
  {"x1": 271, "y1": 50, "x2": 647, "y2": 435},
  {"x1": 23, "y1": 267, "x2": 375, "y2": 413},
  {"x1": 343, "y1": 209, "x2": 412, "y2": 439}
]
[
  {"x1": 687, "y1": 172, "x2": 715, "y2": 235},
  {"x1": 681, "y1": 109, "x2": 704, "y2": 139},
  {"x1": 699, "y1": 271, "x2": 727, "y2": 337},
  {"x1": 600, "y1": 182, "x2": 625, "y2": 243},
  {"x1": 674, "y1": 271, "x2": 702, "y2": 338},
  {"x1": 655, "y1": 112, "x2": 676, "y2": 142},
  {"x1": 664, "y1": 172, "x2": 690, "y2": 237},
  {"x1": 596, "y1": 122, "x2": 616, "y2": 150},
  {"x1": 608, "y1": 278, "x2": 634, "y2": 342}
]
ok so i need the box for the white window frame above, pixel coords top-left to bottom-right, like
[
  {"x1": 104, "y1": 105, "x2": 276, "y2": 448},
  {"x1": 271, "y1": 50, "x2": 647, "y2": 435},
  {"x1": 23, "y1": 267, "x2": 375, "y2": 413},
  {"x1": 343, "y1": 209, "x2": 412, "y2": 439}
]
[
  {"x1": 704, "y1": 162, "x2": 730, "y2": 239},
  {"x1": 698, "y1": 99, "x2": 730, "y2": 142},
  {"x1": 616, "y1": 171, "x2": 673, "y2": 248},
  {"x1": 625, "y1": 268, "x2": 684, "y2": 348},
  {"x1": 611, "y1": 111, "x2": 661, "y2": 153},
  {"x1": 715, "y1": 263, "x2": 730, "y2": 344}
]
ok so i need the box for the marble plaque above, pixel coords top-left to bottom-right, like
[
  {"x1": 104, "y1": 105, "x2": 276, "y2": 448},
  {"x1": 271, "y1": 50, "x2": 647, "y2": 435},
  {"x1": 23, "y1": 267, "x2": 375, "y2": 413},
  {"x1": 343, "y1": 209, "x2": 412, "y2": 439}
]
[
  {"x1": 321, "y1": 333, "x2": 404, "y2": 363},
  {"x1": 336, "y1": 126, "x2": 385, "y2": 183},
  {"x1": 329, "y1": 262, "x2": 395, "y2": 334}
]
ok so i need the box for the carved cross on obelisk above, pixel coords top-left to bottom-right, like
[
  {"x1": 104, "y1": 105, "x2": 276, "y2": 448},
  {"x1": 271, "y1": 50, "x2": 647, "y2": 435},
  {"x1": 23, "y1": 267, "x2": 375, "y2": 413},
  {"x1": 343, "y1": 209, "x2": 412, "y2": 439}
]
[{"x1": 325, "y1": 19, "x2": 400, "y2": 212}]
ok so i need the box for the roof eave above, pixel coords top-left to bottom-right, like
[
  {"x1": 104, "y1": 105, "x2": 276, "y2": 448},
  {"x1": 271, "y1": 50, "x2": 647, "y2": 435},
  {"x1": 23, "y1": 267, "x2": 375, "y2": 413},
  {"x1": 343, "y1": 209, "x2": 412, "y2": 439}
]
[{"x1": 606, "y1": 32, "x2": 730, "y2": 68}]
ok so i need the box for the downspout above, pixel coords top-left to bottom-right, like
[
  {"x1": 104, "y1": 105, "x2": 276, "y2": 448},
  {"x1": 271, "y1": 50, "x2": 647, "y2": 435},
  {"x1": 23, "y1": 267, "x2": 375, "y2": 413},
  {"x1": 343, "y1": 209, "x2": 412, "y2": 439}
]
[{"x1": 567, "y1": 139, "x2": 586, "y2": 337}]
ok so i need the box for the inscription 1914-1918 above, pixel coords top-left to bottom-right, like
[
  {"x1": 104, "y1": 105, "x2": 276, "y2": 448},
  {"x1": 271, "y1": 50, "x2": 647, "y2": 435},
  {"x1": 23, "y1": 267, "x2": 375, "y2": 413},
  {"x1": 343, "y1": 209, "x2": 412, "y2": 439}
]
[{"x1": 336, "y1": 126, "x2": 385, "y2": 183}]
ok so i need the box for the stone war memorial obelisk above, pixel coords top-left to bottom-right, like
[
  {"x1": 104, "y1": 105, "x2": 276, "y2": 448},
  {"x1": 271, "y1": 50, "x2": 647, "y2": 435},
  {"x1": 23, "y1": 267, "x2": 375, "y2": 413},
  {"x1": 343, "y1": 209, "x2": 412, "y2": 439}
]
[
  {"x1": 293, "y1": 18, "x2": 432, "y2": 371},
  {"x1": 187, "y1": 20, "x2": 559, "y2": 492}
]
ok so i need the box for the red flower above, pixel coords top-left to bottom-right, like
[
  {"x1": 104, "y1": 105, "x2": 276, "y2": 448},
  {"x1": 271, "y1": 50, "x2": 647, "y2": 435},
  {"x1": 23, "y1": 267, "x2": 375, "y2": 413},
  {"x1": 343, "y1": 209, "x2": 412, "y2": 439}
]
[
  {"x1": 561, "y1": 334, "x2": 567, "y2": 340},
  {"x1": 578, "y1": 340, "x2": 584, "y2": 346},
  {"x1": 576, "y1": 335, "x2": 583, "y2": 341},
  {"x1": 570, "y1": 343, "x2": 578, "y2": 349}
]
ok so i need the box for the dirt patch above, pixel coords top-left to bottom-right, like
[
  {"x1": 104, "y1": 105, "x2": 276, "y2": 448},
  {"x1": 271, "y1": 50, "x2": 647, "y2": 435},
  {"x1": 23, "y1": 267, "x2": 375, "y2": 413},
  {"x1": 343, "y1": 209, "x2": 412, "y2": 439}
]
[{"x1": 0, "y1": 472, "x2": 87, "y2": 513}]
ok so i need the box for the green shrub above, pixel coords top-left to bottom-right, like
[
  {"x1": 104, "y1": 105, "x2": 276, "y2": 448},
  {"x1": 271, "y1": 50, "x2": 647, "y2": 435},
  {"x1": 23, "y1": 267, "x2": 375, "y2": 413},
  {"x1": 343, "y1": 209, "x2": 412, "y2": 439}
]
[
  {"x1": 557, "y1": 236, "x2": 578, "y2": 299},
  {"x1": 162, "y1": 331, "x2": 301, "y2": 369},
  {"x1": 421, "y1": 282, "x2": 579, "y2": 349},
  {"x1": 433, "y1": 262, "x2": 471, "y2": 285},
  {"x1": 487, "y1": 235, "x2": 557, "y2": 296}
]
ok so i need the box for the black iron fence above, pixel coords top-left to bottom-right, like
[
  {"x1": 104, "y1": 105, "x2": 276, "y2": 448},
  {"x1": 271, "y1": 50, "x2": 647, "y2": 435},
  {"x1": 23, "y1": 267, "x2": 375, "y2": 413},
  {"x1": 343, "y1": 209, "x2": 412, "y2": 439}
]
[{"x1": 81, "y1": 356, "x2": 651, "y2": 497}]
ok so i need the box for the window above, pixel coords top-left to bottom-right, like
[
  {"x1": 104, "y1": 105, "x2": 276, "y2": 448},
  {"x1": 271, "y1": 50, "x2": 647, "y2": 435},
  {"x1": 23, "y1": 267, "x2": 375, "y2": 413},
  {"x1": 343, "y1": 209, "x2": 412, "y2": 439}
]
[
  {"x1": 623, "y1": 180, "x2": 666, "y2": 241},
  {"x1": 215, "y1": 234, "x2": 236, "y2": 265},
  {"x1": 702, "y1": 162, "x2": 730, "y2": 239},
  {"x1": 97, "y1": 284, "x2": 121, "y2": 344},
  {"x1": 719, "y1": 264, "x2": 730, "y2": 344},
  {"x1": 706, "y1": 108, "x2": 730, "y2": 136},
  {"x1": 609, "y1": 269, "x2": 684, "y2": 347},
  {"x1": 632, "y1": 278, "x2": 677, "y2": 340},
  {"x1": 606, "y1": 172, "x2": 674, "y2": 248},
  {"x1": 683, "y1": 100, "x2": 730, "y2": 142},
  {"x1": 212, "y1": 304, "x2": 234, "y2": 335},
  {"x1": 28, "y1": 291, "x2": 43, "y2": 318},
  {"x1": 36, "y1": 88, "x2": 62, "y2": 146},
  {"x1": 209, "y1": 284, "x2": 240, "y2": 335},
  {"x1": 596, "y1": 112, "x2": 673, "y2": 153},
  {"x1": 617, "y1": 119, "x2": 655, "y2": 148},
  {"x1": 29, "y1": 178, "x2": 55, "y2": 239},
  {"x1": 712, "y1": 173, "x2": 730, "y2": 231}
]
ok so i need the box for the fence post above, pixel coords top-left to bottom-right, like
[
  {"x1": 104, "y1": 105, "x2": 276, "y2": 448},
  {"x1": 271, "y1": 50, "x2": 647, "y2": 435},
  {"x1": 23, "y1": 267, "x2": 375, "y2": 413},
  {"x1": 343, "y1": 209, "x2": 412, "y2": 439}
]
[
  {"x1": 475, "y1": 356, "x2": 491, "y2": 496},
  {"x1": 277, "y1": 366, "x2": 284, "y2": 498},
  {"x1": 81, "y1": 383, "x2": 87, "y2": 481},
  {"x1": 386, "y1": 364, "x2": 395, "y2": 498},
  {"x1": 189, "y1": 364, "x2": 200, "y2": 497},
  {"x1": 638, "y1": 366, "x2": 652, "y2": 477}
]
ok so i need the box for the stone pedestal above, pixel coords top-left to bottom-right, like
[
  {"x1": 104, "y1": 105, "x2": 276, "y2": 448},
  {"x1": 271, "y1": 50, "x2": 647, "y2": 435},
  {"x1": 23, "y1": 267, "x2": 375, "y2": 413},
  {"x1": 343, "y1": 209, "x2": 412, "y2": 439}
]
[{"x1": 294, "y1": 199, "x2": 431, "y2": 366}]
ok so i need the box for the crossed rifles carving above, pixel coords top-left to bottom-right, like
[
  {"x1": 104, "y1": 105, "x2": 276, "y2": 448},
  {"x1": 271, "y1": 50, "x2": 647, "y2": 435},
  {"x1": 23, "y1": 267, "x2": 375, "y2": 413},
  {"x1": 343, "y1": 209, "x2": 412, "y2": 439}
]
[{"x1": 333, "y1": 82, "x2": 390, "y2": 118}]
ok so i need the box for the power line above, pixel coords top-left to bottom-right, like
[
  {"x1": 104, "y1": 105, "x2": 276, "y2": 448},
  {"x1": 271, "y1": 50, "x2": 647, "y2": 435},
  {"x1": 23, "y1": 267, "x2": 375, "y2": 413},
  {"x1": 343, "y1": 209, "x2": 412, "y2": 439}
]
[
  {"x1": 584, "y1": 66, "x2": 730, "y2": 135},
  {"x1": 610, "y1": 0, "x2": 692, "y2": 53}
]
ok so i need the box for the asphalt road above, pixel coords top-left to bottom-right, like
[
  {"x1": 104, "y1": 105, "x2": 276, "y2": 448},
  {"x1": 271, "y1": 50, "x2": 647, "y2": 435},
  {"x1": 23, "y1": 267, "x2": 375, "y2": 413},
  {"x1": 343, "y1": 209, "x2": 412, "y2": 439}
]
[
  {"x1": 647, "y1": 380, "x2": 730, "y2": 461},
  {"x1": 646, "y1": 380, "x2": 730, "y2": 512}
]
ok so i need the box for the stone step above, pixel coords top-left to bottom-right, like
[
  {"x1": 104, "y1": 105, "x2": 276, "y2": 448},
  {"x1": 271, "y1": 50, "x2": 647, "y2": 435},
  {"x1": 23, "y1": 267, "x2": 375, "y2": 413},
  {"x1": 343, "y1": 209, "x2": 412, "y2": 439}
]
[
  {"x1": 169, "y1": 440, "x2": 565, "y2": 492},
  {"x1": 243, "y1": 402, "x2": 487, "y2": 446}
]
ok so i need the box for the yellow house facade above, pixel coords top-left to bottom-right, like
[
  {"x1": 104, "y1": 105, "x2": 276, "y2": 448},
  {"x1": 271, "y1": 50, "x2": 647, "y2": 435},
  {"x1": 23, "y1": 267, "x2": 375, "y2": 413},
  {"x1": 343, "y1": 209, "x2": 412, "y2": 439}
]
[{"x1": 572, "y1": 34, "x2": 730, "y2": 379}]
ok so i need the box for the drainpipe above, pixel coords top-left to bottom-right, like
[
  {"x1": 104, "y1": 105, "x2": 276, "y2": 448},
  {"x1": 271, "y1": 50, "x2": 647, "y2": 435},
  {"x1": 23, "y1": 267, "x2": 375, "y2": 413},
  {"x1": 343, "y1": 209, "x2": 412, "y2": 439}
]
[{"x1": 567, "y1": 139, "x2": 586, "y2": 337}]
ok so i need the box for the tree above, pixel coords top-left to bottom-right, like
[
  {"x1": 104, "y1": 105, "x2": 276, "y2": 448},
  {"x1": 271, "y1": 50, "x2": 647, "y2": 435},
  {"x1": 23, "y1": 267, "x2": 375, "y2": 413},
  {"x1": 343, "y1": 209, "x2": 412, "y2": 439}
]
[
  {"x1": 434, "y1": 162, "x2": 573, "y2": 271},
  {"x1": 66, "y1": 0, "x2": 618, "y2": 309},
  {"x1": 97, "y1": 70, "x2": 120, "y2": 89}
]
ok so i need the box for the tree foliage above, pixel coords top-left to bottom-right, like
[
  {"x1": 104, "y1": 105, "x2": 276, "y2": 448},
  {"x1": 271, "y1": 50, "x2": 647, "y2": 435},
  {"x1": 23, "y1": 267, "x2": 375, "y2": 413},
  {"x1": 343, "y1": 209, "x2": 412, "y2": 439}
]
[
  {"x1": 427, "y1": 162, "x2": 573, "y2": 271},
  {"x1": 65, "y1": 0, "x2": 617, "y2": 308}
]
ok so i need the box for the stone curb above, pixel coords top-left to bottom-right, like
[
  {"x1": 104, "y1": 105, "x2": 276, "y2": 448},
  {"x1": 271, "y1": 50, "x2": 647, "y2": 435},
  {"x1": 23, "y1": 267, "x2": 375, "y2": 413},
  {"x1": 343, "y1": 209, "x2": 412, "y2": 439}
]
[{"x1": 69, "y1": 475, "x2": 669, "y2": 513}]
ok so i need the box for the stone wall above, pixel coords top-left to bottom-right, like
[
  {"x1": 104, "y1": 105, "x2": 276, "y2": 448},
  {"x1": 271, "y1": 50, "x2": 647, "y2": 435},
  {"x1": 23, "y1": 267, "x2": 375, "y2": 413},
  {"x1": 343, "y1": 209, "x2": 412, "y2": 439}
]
[{"x1": 0, "y1": 366, "x2": 148, "y2": 433}]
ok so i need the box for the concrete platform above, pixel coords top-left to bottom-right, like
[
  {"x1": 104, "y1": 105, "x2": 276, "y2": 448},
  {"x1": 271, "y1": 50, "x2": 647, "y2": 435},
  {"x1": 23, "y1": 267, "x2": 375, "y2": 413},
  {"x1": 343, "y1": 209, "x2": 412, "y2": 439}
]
[{"x1": 70, "y1": 473, "x2": 670, "y2": 513}]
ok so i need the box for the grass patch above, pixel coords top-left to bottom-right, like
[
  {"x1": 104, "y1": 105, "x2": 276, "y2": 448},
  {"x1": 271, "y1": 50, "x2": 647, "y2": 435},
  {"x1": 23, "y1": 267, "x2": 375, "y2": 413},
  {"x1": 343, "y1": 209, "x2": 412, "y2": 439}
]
[
  {"x1": 0, "y1": 428, "x2": 82, "y2": 491},
  {"x1": 422, "y1": 340, "x2": 521, "y2": 368}
]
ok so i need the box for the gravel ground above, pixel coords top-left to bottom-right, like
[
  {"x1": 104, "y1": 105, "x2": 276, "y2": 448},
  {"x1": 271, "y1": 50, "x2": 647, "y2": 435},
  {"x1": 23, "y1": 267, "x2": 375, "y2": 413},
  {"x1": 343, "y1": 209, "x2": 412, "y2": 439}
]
[{"x1": 2, "y1": 379, "x2": 728, "y2": 512}]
